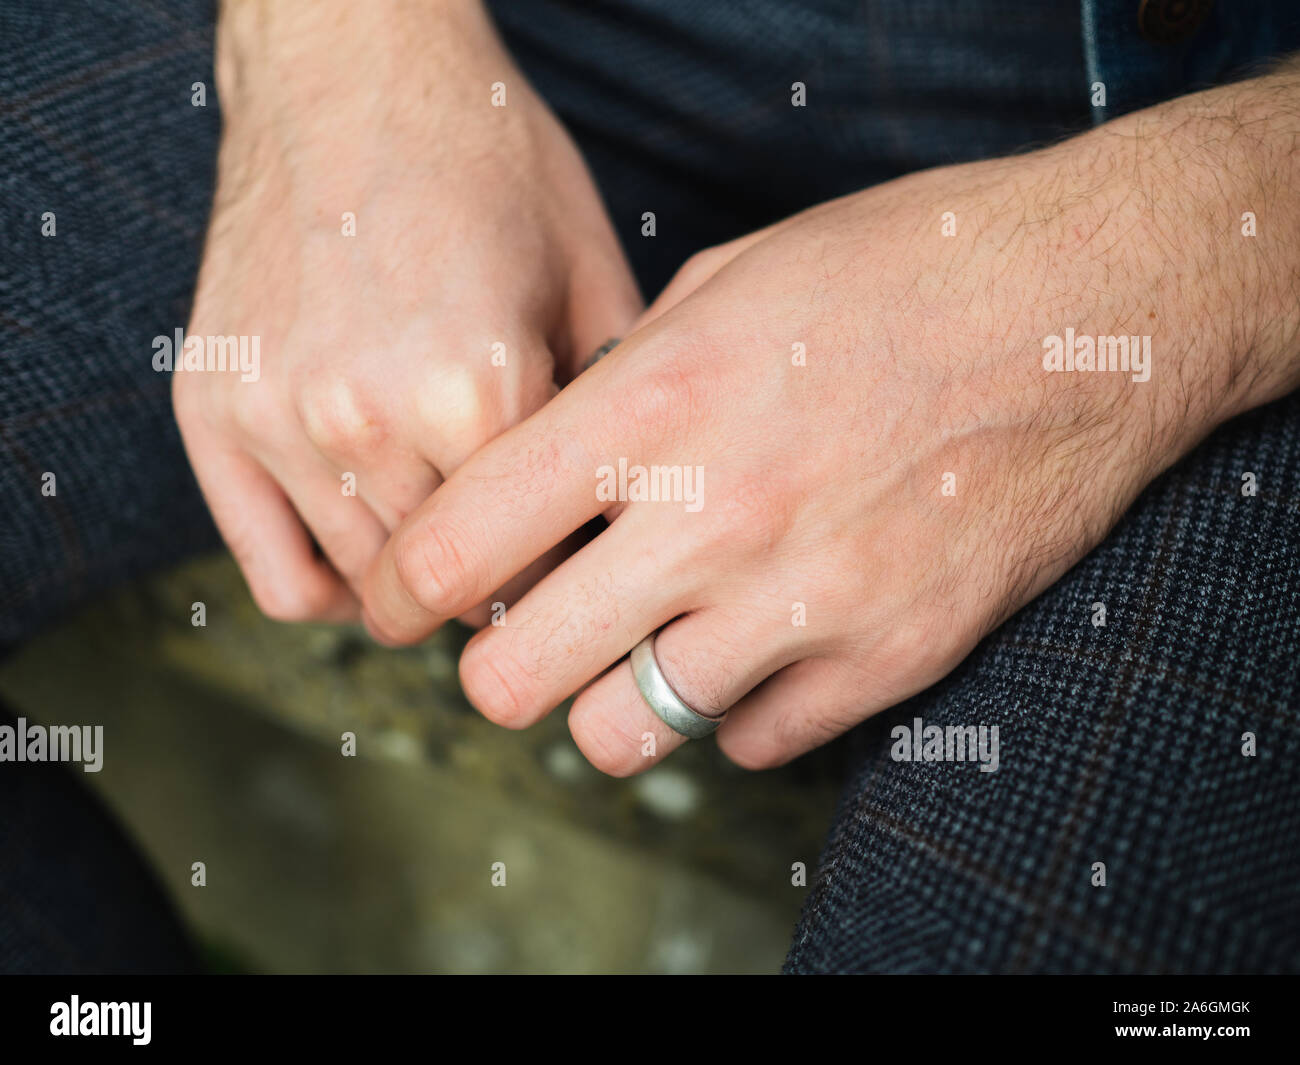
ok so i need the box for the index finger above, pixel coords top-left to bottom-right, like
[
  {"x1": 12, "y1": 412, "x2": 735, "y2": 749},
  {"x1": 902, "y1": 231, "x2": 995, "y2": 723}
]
[{"x1": 361, "y1": 339, "x2": 650, "y2": 645}]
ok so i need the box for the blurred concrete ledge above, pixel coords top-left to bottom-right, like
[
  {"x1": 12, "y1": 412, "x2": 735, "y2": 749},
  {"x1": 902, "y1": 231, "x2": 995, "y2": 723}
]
[{"x1": 0, "y1": 552, "x2": 840, "y2": 973}]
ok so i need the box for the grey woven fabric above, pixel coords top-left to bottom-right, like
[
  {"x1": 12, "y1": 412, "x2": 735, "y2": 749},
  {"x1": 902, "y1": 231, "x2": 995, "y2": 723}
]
[
  {"x1": 0, "y1": 0, "x2": 222, "y2": 647},
  {"x1": 1, "y1": 0, "x2": 1296, "y2": 974},
  {"x1": 786, "y1": 393, "x2": 1300, "y2": 973},
  {"x1": 489, "y1": 0, "x2": 1090, "y2": 296}
]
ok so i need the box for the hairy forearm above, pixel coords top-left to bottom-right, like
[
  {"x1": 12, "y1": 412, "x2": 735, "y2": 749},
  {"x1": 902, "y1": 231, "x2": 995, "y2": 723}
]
[
  {"x1": 214, "y1": 1, "x2": 510, "y2": 129},
  {"x1": 207, "y1": 0, "x2": 530, "y2": 229},
  {"x1": 1100, "y1": 58, "x2": 1300, "y2": 418},
  {"x1": 976, "y1": 58, "x2": 1300, "y2": 474},
  {"x1": 1055, "y1": 60, "x2": 1300, "y2": 431}
]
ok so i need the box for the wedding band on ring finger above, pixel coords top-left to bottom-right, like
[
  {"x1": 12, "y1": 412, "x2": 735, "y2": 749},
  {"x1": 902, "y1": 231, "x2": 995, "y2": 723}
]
[{"x1": 629, "y1": 631, "x2": 726, "y2": 740}]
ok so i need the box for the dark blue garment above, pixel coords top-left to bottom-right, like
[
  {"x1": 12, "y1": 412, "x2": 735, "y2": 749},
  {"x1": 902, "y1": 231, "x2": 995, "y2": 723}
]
[
  {"x1": 0, "y1": 0, "x2": 223, "y2": 648},
  {"x1": 2, "y1": 0, "x2": 1298, "y2": 972},
  {"x1": 0, "y1": 703, "x2": 199, "y2": 973},
  {"x1": 489, "y1": 0, "x2": 1092, "y2": 295},
  {"x1": 1084, "y1": 0, "x2": 1300, "y2": 123}
]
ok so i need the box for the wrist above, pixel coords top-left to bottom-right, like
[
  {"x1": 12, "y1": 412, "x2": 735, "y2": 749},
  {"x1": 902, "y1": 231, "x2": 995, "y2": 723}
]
[
  {"x1": 1087, "y1": 71, "x2": 1300, "y2": 430},
  {"x1": 211, "y1": 1, "x2": 526, "y2": 220},
  {"x1": 215, "y1": 0, "x2": 509, "y2": 127}
]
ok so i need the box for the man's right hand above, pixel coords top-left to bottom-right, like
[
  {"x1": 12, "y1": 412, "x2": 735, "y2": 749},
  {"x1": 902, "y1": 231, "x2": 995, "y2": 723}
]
[{"x1": 174, "y1": 0, "x2": 640, "y2": 624}]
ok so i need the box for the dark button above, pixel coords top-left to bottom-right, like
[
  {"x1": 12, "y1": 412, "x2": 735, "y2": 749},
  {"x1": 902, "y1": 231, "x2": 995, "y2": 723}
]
[{"x1": 1138, "y1": 0, "x2": 1214, "y2": 45}]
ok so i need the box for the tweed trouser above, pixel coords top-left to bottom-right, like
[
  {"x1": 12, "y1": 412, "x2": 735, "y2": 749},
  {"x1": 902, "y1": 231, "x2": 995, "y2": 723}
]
[
  {"x1": 2, "y1": 1, "x2": 1296, "y2": 972},
  {"x1": 784, "y1": 395, "x2": 1300, "y2": 972}
]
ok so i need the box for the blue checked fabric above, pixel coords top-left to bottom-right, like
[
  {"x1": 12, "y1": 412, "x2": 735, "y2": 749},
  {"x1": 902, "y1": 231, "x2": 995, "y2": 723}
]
[{"x1": 2, "y1": 0, "x2": 1298, "y2": 972}]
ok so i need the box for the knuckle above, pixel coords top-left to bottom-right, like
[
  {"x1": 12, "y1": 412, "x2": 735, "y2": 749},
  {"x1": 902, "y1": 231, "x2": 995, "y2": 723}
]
[
  {"x1": 696, "y1": 472, "x2": 795, "y2": 559},
  {"x1": 423, "y1": 353, "x2": 553, "y2": 461},
  {"x1": 230, "y1": 380, "x2": 287, "y2": 441},
  {"x1": 615, "y1": 358, "x2": 703, "y2": 453},
  {"x1": 417, "y1": 361, "x2": 492, "y2": 443},
  {"x1": 297, "y1": 376, "x2": 386, "y2": 457},
  {"x1": 874, "y1": 612, "x2": 949, "y2": 678},
  {"x1": 392, "y1": 519, "x2": 480, "y2": 617},
  {"x1": 676, "y1": 247, "x2": 723, "y2": 288}
]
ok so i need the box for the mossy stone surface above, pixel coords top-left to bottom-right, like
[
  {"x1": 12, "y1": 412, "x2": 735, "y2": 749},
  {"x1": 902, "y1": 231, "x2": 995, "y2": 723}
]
[{"x1": 0, "y1": 552, "x2": 841, "y2": 973}]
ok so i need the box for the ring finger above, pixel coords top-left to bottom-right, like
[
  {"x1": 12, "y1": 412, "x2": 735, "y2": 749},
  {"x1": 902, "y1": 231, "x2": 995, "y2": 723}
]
[
  {"x1": 456, "y1": 511, "x2": 702, "y2": 727},
  {"x1": 567, "y1": 604, "x2": 806, "y2": 776}
]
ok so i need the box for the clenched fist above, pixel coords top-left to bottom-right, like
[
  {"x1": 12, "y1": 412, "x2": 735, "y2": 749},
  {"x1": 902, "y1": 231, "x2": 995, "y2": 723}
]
[{"x1": 175, "y1": 0, "x2": 640, "y2": 623}]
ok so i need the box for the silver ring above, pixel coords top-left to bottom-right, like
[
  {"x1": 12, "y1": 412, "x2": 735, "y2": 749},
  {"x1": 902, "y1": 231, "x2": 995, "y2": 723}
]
[{"x1": 630, "y1": 632, "x2": 725, "y2": 739}]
